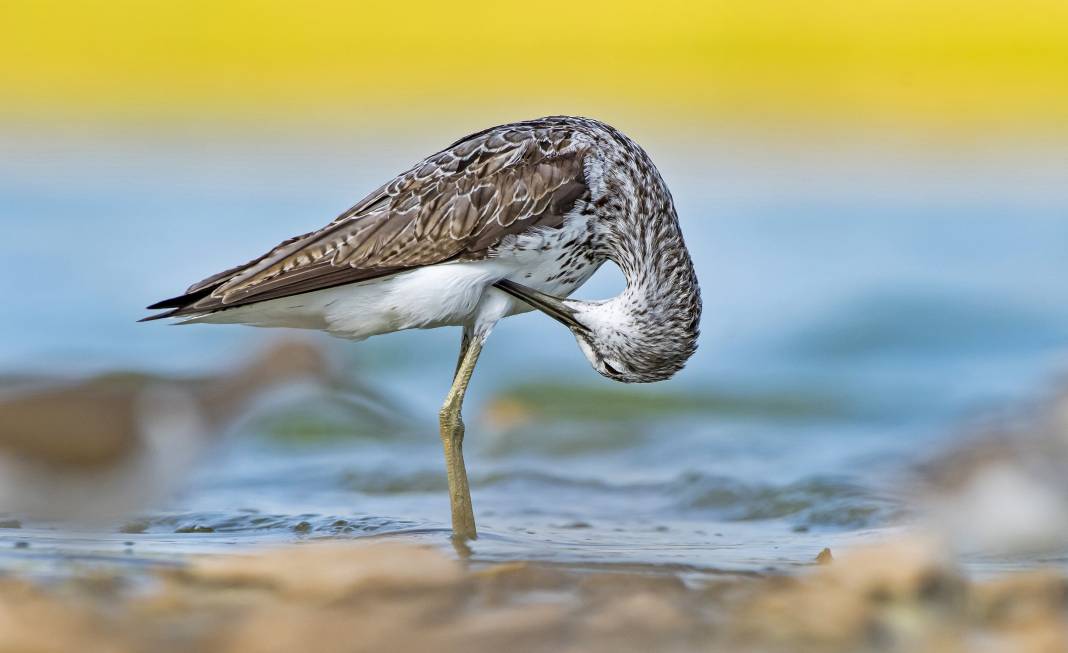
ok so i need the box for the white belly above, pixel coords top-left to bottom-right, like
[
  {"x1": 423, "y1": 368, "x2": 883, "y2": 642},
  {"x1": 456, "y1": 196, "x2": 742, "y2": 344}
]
[{"x1": 188, "y1": 218, "x2": 602, "y2": 341}]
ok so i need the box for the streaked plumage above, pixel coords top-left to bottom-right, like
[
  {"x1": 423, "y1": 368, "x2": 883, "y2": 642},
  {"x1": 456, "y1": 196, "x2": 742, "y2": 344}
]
[
  {"x1": 143, "y1": 116, "x2": 702, "y2": 538},
  {"x1": 144, "y1": 121, "x2": 592, "y2": 320}
]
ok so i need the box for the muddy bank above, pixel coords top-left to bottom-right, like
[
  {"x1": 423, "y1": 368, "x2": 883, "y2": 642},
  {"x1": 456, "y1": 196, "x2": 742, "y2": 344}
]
[{"x1": 1, "y1": 537, "x2": 1066, "y2": 653}]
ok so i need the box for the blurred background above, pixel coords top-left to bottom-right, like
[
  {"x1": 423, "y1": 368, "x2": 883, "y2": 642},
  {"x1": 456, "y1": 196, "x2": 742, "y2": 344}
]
[{"x1": 1, "y1": 0, "x2": 1067, "y2": 571}]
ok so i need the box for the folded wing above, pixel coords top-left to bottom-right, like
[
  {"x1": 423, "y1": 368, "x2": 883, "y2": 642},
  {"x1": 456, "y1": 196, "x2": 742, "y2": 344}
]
[{"x1": 143, "y1": 121, "x2": 590, "y2": 321}]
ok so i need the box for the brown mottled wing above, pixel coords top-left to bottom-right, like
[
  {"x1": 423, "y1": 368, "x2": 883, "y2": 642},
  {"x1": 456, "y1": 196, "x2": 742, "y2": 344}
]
[{"x1": 146, "y1": 124, "x2": 589, "y2": 318}]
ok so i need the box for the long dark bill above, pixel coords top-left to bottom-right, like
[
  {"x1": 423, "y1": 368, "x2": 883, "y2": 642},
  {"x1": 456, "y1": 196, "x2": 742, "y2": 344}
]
[{"x1": 493, "y1": 279, "x2": 588, "y2": 333}]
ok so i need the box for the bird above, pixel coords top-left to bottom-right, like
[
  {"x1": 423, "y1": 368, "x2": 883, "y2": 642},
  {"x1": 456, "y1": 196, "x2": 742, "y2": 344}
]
[
  {"x1": 142, "y1": 116, "x2": 702, "y2": 540},
  {"x1": 0, "y1": 340, "x2": 331, "y2": 522}
]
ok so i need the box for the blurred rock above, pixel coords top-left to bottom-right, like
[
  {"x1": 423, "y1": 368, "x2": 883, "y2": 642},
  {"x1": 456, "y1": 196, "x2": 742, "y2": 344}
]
[
  {"x1": 173, "y1": 542, "x2": 463, "y2": 601},
  {"x1": 0, "y1": 338, "x2": 334, "y2": 522},
  {"x1": 733, "y1": 537, "x2": 963, "y2": 650},
  {"x1": 0, "y1": 538, "x2": 1066, "y2": 652},
  {"x1": 915, "y1": 385, "x2": 1068, "y2": 556},
  {"x1": 471, "y1": 561, "x2": 572, "y2": 604},
  {"x1": 0, "y1": 577, "x2": 122, "y2": 653}
]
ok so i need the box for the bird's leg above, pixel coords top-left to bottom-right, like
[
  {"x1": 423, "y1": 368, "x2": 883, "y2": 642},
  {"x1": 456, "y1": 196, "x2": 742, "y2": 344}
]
[
  {"x1": 452, "y1": 328, "x2": 471, "y2": 381},
  {"x1": 439, "y1": 329, "x2": 482, "y2": 541}
]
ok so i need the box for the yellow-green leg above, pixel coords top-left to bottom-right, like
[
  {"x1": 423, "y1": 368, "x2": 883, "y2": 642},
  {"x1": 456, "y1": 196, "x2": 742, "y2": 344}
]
[{"x1": 439, "y1": 330, "x2": 482, "y2": 540}]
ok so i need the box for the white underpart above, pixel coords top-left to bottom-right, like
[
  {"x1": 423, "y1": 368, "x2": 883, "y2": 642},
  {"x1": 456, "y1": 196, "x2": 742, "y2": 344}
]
[{"x1": 186, "y1": 213, "x2": 601, "y2": 341}]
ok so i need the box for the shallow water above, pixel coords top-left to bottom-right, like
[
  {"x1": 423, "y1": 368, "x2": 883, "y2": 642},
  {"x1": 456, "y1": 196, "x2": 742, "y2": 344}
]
[{"x1": 2, "y1": 132, "x2": 1067, "y2": 576}]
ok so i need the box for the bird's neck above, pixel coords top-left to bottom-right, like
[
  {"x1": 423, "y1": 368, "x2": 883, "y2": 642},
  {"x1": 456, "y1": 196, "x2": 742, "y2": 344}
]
[{"x1": 600, "y1": 201, "x2": 702, "y2": 345}]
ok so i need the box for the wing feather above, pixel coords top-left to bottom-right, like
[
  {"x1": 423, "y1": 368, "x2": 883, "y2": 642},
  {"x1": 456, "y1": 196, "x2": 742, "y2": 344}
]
[{"x1": 147, "y1": 121, "x2": 591, "y2": 318}]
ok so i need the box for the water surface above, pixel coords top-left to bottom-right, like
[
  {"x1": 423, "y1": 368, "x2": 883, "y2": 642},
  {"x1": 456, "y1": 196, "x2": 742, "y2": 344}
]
[{"x1": 1, "y1": 132, "x2": 1066, "y2": 576}]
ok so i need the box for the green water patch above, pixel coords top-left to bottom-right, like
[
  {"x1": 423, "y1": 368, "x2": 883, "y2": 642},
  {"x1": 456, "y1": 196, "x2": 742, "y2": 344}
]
[
  {"x1": 246, "y1": 394, "x2": 416, "y2": 444},
  {"x1": 340, "y1": 469, "x2": 449, "y2": 494},
  {"x1": 487, "y1": 381, "x2": 849, "y2": 423},
  {"x1": 672, "y1": 472, "x2": 903, "y2": 529},
  {"x1": 339, "y1": 467, "x2": 624, "y2": 495},
  {"x1": 482, "y1": 420, "x2": 648, "y2": 457},
  {"x1": 479, "y1": 381, "x2": 849, "y2": 456}
]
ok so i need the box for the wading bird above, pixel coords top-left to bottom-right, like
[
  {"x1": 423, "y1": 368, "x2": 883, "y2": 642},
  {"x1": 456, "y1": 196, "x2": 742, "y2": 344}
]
[
  {"x1": 0, "y1": 341, "x2": 328, "y2": 521},
  {"x1": 142, "y1": 116, "x2": 701, "y2": 540}
]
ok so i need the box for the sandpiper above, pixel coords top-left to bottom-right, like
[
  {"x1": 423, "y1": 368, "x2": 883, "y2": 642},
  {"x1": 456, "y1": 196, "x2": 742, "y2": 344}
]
[
  {"x1": 0, "y1": 341, "x2": 329, "y2": 521},
  {"x1": 143, "y1": 116, "x2": 702, "y2": 539}
]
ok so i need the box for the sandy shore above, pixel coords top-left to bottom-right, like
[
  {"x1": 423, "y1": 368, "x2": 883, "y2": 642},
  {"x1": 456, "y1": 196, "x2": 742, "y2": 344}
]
[{"x1": 1, "y1": 535, "x2": 1066, "y2": 653}]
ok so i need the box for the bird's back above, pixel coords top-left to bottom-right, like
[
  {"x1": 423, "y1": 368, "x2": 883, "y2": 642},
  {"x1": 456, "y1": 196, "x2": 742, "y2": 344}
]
[{"x1": 142, "y1": 117, "x2": 612, "y2": 324}]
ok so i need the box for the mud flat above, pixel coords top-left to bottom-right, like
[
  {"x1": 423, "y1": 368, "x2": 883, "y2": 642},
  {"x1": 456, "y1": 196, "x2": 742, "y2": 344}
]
[{"x1": 1, "y1": 535, "x2": 1066, "y2": 653}]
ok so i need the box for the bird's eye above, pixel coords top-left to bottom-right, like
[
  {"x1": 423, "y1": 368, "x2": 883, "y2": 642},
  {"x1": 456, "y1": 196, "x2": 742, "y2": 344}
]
[{"x1": 603, "y1": 361, "x2": 621, "y2": 375}]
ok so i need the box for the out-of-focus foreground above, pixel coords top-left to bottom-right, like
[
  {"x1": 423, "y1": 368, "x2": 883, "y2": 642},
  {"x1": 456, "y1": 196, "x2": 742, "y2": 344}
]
[
  {"x1": 8, "y1": 378, "x2": 1068, "y2": 652},
  {"x1": 1, "y1": 537, "x2": 1067, "y2": 653}
]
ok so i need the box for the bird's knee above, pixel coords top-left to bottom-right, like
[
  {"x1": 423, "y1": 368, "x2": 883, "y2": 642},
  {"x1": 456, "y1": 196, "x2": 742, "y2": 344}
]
[{"x1": 439, "y1": 404, "x2": 464, "y2": 430}]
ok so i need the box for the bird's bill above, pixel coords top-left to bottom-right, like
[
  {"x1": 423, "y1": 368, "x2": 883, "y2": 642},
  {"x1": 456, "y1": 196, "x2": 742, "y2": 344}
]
[{"x1": 493, "y1": 279, "x2": 588, "y2": 333}]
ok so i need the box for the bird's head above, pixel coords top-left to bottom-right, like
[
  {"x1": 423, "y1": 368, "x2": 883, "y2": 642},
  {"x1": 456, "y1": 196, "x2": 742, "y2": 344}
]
[{"x1": 495, "y1": 280, "x2": 699, "y2": 383}]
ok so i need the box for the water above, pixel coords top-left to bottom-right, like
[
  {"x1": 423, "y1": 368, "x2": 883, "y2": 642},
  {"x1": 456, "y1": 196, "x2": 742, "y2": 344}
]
[{"x1": 1, "y1": 130, "x2": 1067, "y2": 575}]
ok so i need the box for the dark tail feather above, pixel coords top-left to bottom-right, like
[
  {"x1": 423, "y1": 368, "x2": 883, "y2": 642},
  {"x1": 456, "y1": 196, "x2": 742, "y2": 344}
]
[
  {"x1": 138, "y1": 308, "x2": 184, "y2": 323},
  {"x1": 146, "y1": 285, "x2": 216, "y2": 310},
  {"x1": 140, "y1": 285, "x2": 220, "y2": 322}
]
